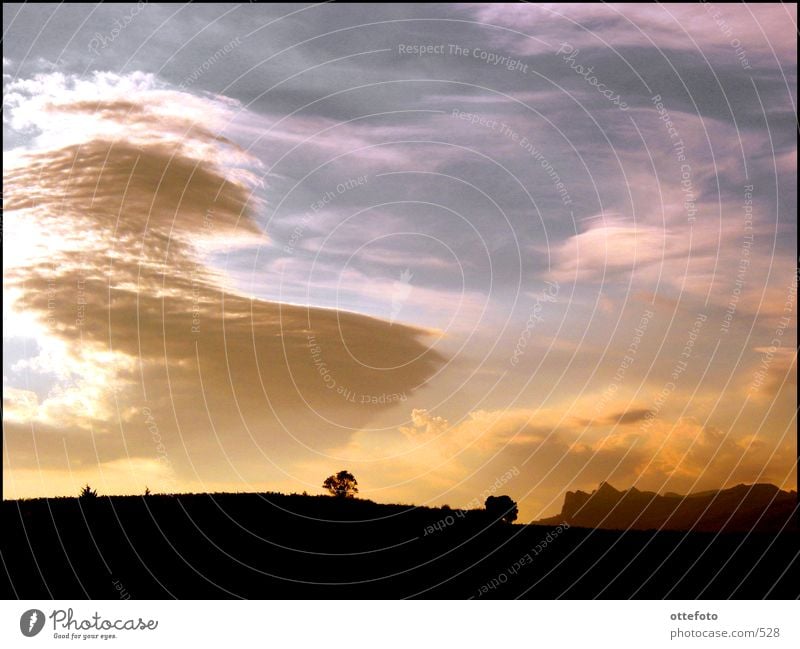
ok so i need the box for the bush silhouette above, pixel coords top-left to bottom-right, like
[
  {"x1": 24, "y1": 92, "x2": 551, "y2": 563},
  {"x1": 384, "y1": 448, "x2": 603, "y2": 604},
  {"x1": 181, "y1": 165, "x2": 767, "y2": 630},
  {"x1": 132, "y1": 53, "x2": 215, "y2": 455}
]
[
  {"x1": 322, "y1": 470, "x2": 359, "y2": 498},
  {"x1": 79, "y1": 484, "x2": 98, "y2": 499},
  {"x1": 485, "y1": 495, "x2": 518, "y2": 523}
]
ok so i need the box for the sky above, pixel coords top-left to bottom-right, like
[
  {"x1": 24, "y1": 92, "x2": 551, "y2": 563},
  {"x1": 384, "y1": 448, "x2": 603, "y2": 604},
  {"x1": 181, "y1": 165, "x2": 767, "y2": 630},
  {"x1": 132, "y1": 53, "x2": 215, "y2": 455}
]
[{"x1": 2, "y1": 3, "x2": 796, "y2": 521}]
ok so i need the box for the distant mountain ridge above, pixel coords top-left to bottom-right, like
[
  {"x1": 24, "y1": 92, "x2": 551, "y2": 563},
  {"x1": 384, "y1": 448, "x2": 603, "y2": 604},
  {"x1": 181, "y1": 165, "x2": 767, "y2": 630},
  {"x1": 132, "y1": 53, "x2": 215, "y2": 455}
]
[{"x1": 537, "y1": 482, "x2": 798, "y2": 532}]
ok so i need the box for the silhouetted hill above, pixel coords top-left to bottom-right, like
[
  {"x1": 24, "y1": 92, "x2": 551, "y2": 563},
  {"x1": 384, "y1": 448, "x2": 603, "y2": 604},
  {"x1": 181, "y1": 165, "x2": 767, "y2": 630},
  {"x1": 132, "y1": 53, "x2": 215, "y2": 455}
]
[
  {"x1": 2, "y1": 491, "x2": 797, "y2": 599},
  {"x1": 537, "y1": 482, "x2": 798, "y2": 532}
]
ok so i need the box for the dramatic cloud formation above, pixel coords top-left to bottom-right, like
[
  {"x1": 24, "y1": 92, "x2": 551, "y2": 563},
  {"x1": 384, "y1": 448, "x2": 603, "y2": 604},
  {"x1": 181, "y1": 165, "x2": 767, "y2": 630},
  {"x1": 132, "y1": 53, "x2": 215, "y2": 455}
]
[
  {"x1": 3, "y1": 4, "x2": 795, "y2": 518},
  {"x1": 3, "y1": 72, "x2": 445, "y2": 495}
]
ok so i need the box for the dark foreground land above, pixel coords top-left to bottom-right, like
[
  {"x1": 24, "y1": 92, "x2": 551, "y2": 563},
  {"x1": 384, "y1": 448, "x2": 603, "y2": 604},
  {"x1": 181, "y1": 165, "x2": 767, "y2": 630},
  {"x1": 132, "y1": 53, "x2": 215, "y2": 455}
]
[{"x1": 2, "y1": 493, "x2": 798, "y2": 599}]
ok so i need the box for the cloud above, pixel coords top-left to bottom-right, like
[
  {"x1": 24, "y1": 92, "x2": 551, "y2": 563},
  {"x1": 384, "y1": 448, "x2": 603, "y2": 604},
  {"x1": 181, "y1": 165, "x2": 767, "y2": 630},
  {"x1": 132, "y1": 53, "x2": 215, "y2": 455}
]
[
  {"x1": 466, "y1": 3, "x2": 797, "y2": 64},
  {"x1": 573, "y1": 407, "x2": 652, "y2": 427},
  {"x1": 298, "y1": 400, "x2": 796, "y2": 520},
  {"x1": 612, "y1": 408, "x2": 651, "y2": 425},
  {"x1": 3, "y1": 72, "x2": 446, "y2": 486},
  {"x1": 3, "y1": 387, "x2": 40, "y2": 424},
  {"x1": 3, "y1": 6, "x2": 795, "y2": 513}
]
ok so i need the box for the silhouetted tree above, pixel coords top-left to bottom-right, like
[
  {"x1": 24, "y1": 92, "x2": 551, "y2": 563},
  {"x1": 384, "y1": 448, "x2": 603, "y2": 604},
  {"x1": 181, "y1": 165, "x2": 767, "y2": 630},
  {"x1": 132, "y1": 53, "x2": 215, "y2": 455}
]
[
  {"x1": 323, "y1": 470, "x2": 359, "y2": 498},
  {"x1": 79, "y1": 484, "x2": 98, "y2": 499},
  {"x1": 144, "y1": 487, "x2": 152, "y2": 497},
  {"x1": 485, "y1": 495, "x2": 518, "y2": 523}
]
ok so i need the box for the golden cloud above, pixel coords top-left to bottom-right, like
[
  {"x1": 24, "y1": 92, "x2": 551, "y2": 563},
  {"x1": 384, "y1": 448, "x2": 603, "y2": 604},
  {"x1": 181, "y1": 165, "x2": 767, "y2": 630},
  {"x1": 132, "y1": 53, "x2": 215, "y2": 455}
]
[{"x1": 3, "y1": 75, "x2": 446, "y2": 492}]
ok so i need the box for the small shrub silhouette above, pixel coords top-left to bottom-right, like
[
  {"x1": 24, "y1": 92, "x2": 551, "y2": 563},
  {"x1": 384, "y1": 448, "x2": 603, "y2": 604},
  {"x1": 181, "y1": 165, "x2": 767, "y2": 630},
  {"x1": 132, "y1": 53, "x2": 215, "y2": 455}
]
[{"x1": 79, "y1": 484, "x2": 98, "y2": 499}]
